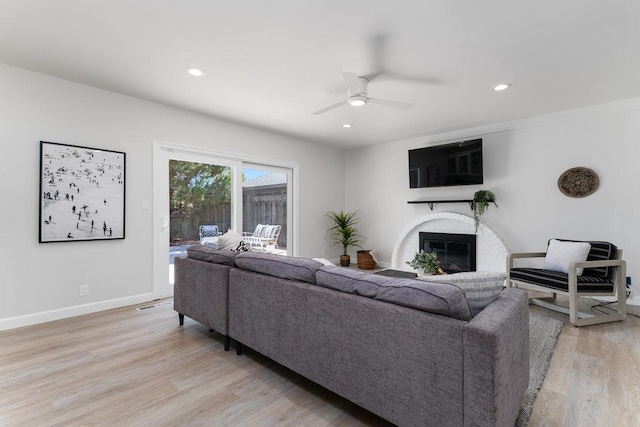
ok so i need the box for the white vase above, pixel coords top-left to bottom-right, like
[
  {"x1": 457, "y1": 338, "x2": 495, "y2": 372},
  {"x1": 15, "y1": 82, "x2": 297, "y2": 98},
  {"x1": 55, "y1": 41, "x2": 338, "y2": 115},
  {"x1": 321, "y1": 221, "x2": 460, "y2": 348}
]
[{"x1": 417, "y1": 267, "x2": 434, "y2": 278}]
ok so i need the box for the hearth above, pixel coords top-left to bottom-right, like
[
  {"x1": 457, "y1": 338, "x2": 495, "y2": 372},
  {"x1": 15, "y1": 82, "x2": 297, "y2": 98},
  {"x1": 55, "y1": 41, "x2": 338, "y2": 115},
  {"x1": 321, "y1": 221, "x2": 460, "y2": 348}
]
[{"x1": 419, "y1": 232, "x2": 476, "y2": 273}]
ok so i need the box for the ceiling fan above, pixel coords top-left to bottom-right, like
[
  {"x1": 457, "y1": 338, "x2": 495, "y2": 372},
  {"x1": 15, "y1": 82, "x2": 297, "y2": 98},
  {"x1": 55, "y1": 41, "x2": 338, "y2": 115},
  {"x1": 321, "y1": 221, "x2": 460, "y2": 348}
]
[{"x1": 312, "y1": 71, "x2": 413, "y2": 115}]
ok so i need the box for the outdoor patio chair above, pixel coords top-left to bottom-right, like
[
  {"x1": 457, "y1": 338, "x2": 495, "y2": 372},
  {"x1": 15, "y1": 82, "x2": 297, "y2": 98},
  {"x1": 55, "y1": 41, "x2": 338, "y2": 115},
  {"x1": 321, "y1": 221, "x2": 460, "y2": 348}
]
[
  {"x1": 242, "y1": 224, "x2": 281, "y2": 252},
  {"x1": 199, "y1": 224, "x2": 220, "y2": 247},
  {"x1": 507, "y1": 239, "x2": 627, "y2": 326}
]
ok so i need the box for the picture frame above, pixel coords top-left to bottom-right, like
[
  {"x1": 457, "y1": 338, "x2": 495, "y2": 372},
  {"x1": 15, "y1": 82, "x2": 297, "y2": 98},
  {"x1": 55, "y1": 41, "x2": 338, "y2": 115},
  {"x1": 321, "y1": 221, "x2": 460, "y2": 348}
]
[{"x1": 39, "y1": 141, "x2": 126, "y2": 243}]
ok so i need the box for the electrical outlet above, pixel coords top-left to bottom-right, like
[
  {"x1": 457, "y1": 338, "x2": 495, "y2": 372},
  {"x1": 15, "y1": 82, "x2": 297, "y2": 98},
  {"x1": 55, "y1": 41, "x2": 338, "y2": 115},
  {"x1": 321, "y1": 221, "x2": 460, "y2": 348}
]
[{"x1": 80, "y1": 284, "x2": 89, "y2": 297}]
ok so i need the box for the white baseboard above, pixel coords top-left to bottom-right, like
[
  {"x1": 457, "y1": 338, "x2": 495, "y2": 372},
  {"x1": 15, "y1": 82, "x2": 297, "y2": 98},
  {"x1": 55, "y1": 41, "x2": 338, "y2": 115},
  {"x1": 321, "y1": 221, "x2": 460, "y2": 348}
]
[
  {"x1": 592, "y1": 295, "x2": 640, "y2": 317},
  {"x1": 0, "y1": 293, "x2": 156, "y2": 331},
  {"x1": 627, "y1": 296, "x2": 640, "y2": 316},
  {"x1": 627, "y1": 296, "x2": 640, "y2": 306}
]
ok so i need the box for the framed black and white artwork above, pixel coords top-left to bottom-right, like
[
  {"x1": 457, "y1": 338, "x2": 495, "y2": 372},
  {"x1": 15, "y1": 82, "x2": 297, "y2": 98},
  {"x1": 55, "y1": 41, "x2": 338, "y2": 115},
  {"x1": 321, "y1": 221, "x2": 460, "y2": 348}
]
[{"x1": 39, "y1": 141, "x2": 126, "y2": 243}]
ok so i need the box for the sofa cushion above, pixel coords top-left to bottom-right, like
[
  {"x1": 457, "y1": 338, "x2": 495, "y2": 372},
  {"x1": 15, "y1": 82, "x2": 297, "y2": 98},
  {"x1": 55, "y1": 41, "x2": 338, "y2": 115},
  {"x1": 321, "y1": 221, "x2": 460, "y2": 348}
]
[
  {"x1": 418, "y1": 272, "x2": 505, "y2": 316},
  {"x1": 234, "y1": 252, "x2": 323, "y2": 284},
  {"x1": 316, "y1": 266, "x2": 472, "y2": 321},
  {"x1": 187, "y1": 244, "x2": 238, "y2": 266}
]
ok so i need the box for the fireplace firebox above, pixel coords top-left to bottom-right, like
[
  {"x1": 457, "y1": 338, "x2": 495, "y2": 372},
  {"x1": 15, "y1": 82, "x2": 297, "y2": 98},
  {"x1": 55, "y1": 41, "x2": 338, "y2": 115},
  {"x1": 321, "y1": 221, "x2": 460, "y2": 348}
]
[{"x1": 419, "y1": 232, "x2": 476, "y2": 273}]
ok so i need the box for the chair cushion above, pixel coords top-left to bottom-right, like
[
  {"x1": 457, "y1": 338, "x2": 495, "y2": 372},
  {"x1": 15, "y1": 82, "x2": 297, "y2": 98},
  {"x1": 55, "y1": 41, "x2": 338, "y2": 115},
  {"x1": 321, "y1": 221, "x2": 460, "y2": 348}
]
[
  {"x1": 187, "y1": 244, "x2": 237, "y2": 266},
  {"x1": 553, "y1": 239, "x2": 618, "y2": 280},
  {"x1": 584, "y1": 241, "x2": 618, "y2": 280},
  {"x1": 543, "y1": 239, "x2": 591, "y2": 275},
  {"x1": 234, "y1": 252, "x2": 323, "y2": 284},
  {"x1": 264, "y1": 225, "x2": 279, "y2": 238},
  {"x1": 200, "y1": 225, "x2": 219, "y2": 237},
  {"x1": 254, "y1": 224, "x2": 267, "y2": 237},
  {"x1": 316, "y1": 266, "x2": 473, "y2": 321},
  {"x1": 199, "y1": 239, "x2": 218, "y2": 248},
  {"x1": 510, "y1": 267, "x2": 614, "y2": 292}
]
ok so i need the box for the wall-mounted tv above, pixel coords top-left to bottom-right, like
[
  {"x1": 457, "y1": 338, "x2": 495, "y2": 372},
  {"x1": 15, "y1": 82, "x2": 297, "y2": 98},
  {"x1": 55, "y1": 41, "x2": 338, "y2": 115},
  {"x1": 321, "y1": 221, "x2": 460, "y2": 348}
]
[{"x1": 409, "y1": 138, "x2": 483, "y2": 188}]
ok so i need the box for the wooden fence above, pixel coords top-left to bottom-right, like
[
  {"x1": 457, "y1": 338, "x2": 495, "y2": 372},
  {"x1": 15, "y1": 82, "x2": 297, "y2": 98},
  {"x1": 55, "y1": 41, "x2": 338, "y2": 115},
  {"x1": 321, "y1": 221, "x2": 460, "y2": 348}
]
[{"x1": 170, "y1": 184, "x2": 287, "y2": 248}]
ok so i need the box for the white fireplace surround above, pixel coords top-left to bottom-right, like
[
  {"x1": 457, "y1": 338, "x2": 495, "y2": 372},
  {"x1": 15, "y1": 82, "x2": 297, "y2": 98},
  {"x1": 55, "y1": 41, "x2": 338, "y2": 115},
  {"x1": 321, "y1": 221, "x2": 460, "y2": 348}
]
[{"x1": 391, "y1": 212, "x2": 510, "y2": 273}]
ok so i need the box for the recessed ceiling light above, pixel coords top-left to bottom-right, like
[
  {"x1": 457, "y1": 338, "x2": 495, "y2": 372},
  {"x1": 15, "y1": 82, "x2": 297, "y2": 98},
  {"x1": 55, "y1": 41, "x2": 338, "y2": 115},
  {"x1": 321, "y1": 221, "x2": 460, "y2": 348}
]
[
  {"x1": 342, "y1": 124, "x2": 353, "y2": 128},
  {"x1": 493, "y1": 83, "x2": 512, "y2": 91},
  {"x1": 186, "y1": 67, "x2": 205, "y2": 77}
]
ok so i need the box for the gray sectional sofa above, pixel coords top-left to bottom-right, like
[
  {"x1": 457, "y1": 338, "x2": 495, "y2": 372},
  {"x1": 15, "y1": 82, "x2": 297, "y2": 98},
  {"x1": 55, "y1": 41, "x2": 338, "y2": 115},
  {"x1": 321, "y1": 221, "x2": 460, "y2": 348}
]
[{"x1": 174, "y1": 246, "x2": 530, "y2": 427}]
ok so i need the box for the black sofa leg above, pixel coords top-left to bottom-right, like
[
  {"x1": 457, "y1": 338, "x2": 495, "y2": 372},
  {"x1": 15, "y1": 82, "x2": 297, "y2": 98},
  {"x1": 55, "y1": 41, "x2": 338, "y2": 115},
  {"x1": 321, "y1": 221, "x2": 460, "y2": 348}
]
[
  {"x1": 178, "y1": 313, "x2": 184, "y2": 326},
  {"x1": 236, "y1": 341, "x2": 243, "y2": 356},
  {"x1": 224, "y1": 335, "x2": 230, "y2": 351}
]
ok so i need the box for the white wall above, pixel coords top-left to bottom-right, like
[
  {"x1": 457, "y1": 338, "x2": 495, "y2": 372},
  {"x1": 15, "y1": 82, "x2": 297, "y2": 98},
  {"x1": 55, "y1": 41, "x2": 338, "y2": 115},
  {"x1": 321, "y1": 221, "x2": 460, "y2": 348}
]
[
  {"x1": 346, "y1": 98, "x2": 640, "y2": 294},
  {"x1": 0, "y1": 63, "x2": 345, "y2": 329}
]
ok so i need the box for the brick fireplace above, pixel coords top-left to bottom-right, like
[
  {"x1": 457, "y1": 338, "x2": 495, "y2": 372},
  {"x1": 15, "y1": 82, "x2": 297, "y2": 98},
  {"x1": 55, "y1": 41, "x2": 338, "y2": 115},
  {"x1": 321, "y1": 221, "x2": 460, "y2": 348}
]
[{"x1": 391, "y1": 212, "x2": 509, "y2": 272}]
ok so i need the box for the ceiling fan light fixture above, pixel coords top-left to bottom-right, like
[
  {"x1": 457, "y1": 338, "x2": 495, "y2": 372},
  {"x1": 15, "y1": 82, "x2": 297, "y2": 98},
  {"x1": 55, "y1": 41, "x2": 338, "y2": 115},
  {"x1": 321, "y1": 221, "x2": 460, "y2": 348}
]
[
  {"x1": 186, "y1": 67, "x2": 205, "y2": 77},
  {"x1": 348, "y1": 95, "x2": 367, "y2": 107},
  {"x1": 493, "y1": 83, "x2": 511, "y2": 91}
]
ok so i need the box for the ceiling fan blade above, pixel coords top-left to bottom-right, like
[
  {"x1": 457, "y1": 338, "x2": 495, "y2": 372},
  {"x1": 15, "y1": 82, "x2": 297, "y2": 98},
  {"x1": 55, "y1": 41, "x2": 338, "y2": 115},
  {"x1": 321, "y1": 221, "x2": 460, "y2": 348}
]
[
  {"x1": 368, "y1": 97, "x2": 413, "y2": 111},
  {"x1": 312, "y1": 100, "x2": 346, "y2": 115},
  {"x1": 341, "y1": 71, "x2": 362, "y2": 95}
]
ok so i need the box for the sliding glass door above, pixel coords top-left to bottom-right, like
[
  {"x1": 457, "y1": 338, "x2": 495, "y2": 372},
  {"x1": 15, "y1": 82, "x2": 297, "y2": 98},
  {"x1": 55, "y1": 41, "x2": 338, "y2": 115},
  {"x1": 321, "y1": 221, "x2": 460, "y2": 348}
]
[
  {"x1": 168, "y1": 159, "x2": 235, "y2": 283},
  {"x1": 242, "y1": 165, "x2": 292, "y2": 254},
  {"x1": 153, "y1": 141, "x2": 296, "y2": 299}
]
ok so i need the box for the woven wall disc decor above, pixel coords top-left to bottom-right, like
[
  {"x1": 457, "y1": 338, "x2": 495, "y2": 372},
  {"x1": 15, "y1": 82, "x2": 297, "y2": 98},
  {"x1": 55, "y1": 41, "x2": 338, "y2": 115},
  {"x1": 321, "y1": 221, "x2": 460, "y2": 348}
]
[{"x1": 557, "y1": 167, "x2": 599, "y2": 198}]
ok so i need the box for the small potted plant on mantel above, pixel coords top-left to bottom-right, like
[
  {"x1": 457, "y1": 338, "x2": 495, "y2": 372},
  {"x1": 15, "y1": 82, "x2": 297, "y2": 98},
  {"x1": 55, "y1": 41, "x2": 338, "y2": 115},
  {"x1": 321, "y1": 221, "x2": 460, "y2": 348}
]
[
  {"x1": 326, "y1": 210, "x2": 362, "y2": 267},
  {"x1": 472, "y1": 190, "x2": 497, "y2": 232},
  {"x1": 407, "y1": 250, "x2": 443, "y2": 278}
]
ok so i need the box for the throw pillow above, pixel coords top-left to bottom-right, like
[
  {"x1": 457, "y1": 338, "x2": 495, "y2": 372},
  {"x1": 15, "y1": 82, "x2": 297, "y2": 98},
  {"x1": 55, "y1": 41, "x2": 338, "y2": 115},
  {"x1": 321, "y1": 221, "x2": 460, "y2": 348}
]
[
  {"x1": 231, "y1": 241, "x2": 250, "y2": 253},
  {"x1": 217, "y1": 230, "x2": 243, "y2": 251},
  {"x1": 418, "y1": 272, "x2": 505, "y2": 316},
  {"x1": 543, "y1": 239, "x2": 591, "y2": 275}
]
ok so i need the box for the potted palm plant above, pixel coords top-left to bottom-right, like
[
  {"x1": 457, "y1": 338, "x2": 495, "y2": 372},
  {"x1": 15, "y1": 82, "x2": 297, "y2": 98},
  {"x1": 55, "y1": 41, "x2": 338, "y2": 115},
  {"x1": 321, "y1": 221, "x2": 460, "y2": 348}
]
[{"x1": 326, "y1": 210, "x2": 363, "y2": 266}]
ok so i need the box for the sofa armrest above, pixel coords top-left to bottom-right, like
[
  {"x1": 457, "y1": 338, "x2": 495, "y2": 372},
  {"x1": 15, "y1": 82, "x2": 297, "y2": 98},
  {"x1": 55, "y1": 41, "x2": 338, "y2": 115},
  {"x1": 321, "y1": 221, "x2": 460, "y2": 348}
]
[
  {"x1": 463, "y1": 288, "x2": 530, "y2": 427},
  {"x1": 174, "y1": 257, "x2": 231, "y2": 334}
]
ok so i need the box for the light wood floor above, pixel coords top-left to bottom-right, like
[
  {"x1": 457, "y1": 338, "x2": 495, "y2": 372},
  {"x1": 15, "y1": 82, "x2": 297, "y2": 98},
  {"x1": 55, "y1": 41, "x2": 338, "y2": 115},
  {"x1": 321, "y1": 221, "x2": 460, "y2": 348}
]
[{"x1": 1, "y1": 296, "x2": 638, "y2": 426}]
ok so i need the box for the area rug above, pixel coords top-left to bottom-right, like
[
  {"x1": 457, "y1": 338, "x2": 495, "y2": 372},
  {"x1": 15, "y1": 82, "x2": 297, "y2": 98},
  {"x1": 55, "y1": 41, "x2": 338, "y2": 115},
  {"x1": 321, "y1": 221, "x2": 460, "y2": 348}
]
[{"x1": 515, "y1": 315, "x2": 564, "y2": 426}]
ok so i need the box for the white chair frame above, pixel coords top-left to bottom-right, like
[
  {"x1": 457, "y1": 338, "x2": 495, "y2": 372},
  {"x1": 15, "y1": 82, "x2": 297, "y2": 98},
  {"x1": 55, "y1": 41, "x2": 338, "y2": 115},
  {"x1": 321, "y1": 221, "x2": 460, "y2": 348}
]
[
  {"x1": 243, "y1": 224, "x2": 281, "y2": 252},
  {"x1": 507, "y1": 250, "x2": 627, "y2": 326}
]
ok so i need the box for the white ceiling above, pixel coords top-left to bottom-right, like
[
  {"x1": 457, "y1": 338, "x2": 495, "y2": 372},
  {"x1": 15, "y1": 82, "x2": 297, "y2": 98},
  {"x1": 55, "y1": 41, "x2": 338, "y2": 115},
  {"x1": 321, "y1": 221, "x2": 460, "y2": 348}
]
[{"x1": 2, "y1": 1, "x2": 640, "y2": 149}]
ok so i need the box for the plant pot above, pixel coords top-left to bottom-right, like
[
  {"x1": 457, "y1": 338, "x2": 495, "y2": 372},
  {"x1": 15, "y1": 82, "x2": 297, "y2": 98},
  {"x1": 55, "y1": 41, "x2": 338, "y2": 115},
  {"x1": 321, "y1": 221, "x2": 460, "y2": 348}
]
[
  {"x1": 417, "y1": 267, "x2": 434, "y2": 278},
  {"x1": 339, "y1": 255, "x2": 351, "y2": 267}
]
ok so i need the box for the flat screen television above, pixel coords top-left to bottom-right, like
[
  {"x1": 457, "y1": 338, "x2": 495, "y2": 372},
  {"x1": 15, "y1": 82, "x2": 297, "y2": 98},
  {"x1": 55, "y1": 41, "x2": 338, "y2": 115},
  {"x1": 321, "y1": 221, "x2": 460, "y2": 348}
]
[{"x1": 409, "y1": 138, "x2": 483, "y2": 188}]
